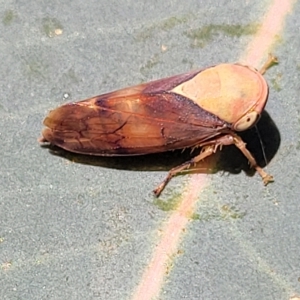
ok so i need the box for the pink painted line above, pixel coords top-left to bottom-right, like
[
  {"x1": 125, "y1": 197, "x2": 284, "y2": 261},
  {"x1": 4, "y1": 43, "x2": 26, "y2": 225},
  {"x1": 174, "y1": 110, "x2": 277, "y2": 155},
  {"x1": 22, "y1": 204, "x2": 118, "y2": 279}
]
[
  {"x1": 131, "y1": 0, "x2": 296, "y2": 299},
  {"x1": 241, "y1": 0, "x2": 296, "y2": 69},
  {"x1": 132, "y1": 175, "x2": 208, "y2": 300}
]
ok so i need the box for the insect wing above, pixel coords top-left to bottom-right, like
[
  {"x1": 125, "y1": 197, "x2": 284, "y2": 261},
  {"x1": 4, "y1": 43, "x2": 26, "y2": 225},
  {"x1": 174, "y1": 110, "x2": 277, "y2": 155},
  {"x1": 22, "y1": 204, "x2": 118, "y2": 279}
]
[{"x1": 42, "y1": 70, "x2": 227, "y2": 155}]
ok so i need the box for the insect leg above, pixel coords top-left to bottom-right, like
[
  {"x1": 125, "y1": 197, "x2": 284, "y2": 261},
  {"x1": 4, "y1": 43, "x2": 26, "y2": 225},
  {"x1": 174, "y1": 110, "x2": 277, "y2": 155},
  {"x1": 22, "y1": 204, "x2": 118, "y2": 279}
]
[
  {"x1": 153, "y1": 145, "x2": 216, "y2": 197},
  {"x1": 153, "y1": 132, "x2": 274, "y2": 196},
  {"x1": 231, "y1": 133, "x2": 274, "y2": 185},
  {"x1": 200, "y1": 133, "x2": 274, "y2": 185}
]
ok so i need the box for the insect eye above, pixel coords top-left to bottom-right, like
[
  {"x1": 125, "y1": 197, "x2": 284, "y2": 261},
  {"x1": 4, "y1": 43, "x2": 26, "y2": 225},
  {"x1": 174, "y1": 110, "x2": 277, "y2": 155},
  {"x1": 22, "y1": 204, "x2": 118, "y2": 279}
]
[{"x1": 234, "y1": 111, "x2": 260, "y2": 131}]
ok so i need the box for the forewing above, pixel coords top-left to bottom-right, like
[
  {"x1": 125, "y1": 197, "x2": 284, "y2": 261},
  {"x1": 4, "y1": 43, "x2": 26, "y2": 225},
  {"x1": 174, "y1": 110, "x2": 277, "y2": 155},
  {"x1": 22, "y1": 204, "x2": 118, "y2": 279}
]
[{"x1": 42, "y1": 71, "x2": 227, "y2": 155}]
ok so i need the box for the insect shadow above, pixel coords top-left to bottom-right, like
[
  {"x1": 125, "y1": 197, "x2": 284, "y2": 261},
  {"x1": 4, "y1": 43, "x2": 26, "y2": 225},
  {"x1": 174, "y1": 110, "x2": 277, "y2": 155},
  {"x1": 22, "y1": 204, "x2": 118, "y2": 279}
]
[
  {"x1": 216, "y1": 110, "x2": 280, "y2": 176},
  {"x1": 42, "y1": 110, "x2": 280, "y2": 179}
]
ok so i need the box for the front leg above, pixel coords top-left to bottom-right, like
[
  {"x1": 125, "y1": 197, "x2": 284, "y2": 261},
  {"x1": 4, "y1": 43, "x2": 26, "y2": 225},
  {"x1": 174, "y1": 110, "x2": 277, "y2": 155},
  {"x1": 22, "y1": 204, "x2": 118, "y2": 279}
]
[
  {"x1": 229, "y1": 132, "x2": 274, "y2": 185},
  {"x1": 153, "y1": 133, "x2": 273, "y2": 197}
]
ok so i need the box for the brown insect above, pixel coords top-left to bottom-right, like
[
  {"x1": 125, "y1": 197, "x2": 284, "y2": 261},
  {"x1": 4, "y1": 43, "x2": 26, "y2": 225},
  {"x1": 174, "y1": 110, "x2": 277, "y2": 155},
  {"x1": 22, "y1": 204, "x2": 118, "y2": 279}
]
[{"x1": 40, "y1": 55, "x2": 277, "y2": 196}]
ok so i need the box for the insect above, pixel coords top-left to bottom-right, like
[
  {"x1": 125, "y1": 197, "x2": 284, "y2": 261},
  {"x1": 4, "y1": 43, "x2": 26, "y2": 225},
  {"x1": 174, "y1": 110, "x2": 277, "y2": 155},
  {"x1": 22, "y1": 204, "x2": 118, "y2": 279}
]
[{"x1": 40, "y1": 55, "x2": 277, "y2": 197}]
